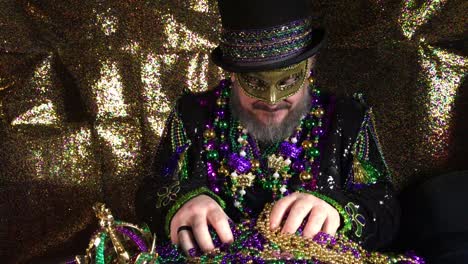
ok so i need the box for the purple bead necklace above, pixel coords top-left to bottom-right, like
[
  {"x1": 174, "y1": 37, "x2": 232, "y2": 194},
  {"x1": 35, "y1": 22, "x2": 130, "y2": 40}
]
[{"x1": 203, "y1": 79, "x2": 325, "y2": 217}]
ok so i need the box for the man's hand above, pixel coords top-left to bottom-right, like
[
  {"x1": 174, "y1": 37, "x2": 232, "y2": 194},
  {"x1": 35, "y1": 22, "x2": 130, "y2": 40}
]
[
  {"x1": 270, "y1": 192, "x2": 340, "y2": 238},
  {"x1": 170, "y1": 195, "x2": 234, "y2": 254}
]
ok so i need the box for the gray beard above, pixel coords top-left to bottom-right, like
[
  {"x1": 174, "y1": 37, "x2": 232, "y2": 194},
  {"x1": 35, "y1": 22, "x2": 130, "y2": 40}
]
[{"x1": 229, "y1": 87, "x2": 312, "y2": 145}]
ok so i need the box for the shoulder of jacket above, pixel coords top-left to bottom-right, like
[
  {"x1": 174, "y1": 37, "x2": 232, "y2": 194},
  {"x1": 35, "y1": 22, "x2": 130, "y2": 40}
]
[
  {"x1": 173, "y1": 88, "x2": 218, "y2": 129},
  {"x1": 334, "y1": 92, "x2": 370, "y2": 120}
]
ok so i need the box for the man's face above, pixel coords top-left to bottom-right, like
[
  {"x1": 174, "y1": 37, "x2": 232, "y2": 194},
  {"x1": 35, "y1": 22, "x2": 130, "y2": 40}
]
[{"x1": 232, "y1": 59, "x2": 310, "y2": 126}]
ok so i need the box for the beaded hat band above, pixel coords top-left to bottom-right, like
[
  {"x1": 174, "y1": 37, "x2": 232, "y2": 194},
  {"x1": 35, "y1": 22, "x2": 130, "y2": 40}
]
[
  {"x1": 211, "y1": 0, "x2": 325, "y2": 72},
  {"x1": 219, "y1": 19, "x2": 314, "y2": 65}
]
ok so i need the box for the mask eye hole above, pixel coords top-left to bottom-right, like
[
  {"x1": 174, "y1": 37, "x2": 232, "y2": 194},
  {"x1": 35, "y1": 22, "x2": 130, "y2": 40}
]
[
  {"x1": 239, "y1": 74, "x2": 267, "y2": 91},
  {"x1": 277, "y1": 72, "x2": 302, "y2": 91}
]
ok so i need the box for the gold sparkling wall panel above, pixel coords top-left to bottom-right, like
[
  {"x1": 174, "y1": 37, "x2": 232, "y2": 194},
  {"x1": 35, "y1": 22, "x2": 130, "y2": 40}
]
[{"x1": 0, "y1": 0, "x2": 466, "y2": 262}]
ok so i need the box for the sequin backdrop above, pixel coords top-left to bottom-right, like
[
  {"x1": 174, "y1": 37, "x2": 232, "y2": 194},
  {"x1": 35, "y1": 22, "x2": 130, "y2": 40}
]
[{"x1": 0, "y1": 0, "x2": 466, "y2": 262}]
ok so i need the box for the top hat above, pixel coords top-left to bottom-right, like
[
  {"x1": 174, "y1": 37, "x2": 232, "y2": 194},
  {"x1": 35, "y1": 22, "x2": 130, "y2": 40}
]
[{"x1": 211, "y1": 0, "x2": 325, "y2": 73}]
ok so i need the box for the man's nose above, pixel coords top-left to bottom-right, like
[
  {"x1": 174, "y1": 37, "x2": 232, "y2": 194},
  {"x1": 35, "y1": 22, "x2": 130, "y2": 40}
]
[{"x1": 268, "y1": 85, "x2": 278, "y2": 105}]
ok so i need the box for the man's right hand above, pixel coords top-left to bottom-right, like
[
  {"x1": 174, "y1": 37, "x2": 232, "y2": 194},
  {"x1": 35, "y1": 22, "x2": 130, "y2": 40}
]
[{"x1": 170, "y1": 194, "x2": 234, "y2": 254}]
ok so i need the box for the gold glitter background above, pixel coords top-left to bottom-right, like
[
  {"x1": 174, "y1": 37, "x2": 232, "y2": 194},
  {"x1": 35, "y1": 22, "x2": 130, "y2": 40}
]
[{"x1": 0, "y1": 0, "x2": 466, "y2": 262}]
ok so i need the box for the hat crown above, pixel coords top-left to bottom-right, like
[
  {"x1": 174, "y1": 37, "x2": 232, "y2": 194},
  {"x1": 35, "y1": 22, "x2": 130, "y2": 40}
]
[
  {"x1": 217, "y1": 0, "x2": 313, "y2": 30},
  {"x1": 212, "y1": 0, "x2": 324, "y2": 72}
]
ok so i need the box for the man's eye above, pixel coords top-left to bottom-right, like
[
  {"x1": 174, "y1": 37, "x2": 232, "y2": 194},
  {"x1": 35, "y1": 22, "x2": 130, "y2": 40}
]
[
  {"x1": 241, "y1": 75, "x2": 267, "y2": 91},
  {"x1": 278, "y1": 73, "x2": 301, "y2": 90}
]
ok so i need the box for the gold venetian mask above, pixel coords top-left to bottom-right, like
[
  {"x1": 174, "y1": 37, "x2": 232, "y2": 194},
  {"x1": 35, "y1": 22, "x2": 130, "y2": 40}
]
[{"x1": 236, "y1": 60, "x2": 309, "y2": 104}]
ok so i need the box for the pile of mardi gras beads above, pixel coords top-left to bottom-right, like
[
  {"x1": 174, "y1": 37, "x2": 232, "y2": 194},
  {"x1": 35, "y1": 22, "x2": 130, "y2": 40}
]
[
  {"x1": 157, "y1": 203, "x2": 424, "y2": 264},
  {"x1": 68, "y1": 203, "x2": 161, "y2": 264},
  {"x1": 72, "y1": 203, "x2": 424, "y2": 264}
]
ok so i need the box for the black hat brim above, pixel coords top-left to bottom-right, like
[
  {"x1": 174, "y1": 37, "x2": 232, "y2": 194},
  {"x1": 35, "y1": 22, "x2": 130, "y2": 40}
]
[{"x1": 211, "y1": 28, "x2": 326, "y2": 73}]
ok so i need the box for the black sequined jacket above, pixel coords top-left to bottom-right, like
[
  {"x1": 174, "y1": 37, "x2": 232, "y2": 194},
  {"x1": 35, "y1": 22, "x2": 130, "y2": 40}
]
[{"x1": 136, "y1": 88, "x2": 400, "y2": 251}]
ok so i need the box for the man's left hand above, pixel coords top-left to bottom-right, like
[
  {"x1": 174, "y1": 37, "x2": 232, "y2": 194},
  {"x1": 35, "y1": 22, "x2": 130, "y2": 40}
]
[{"x1": 269, "y1": 192, "x2": 340, "y2": 238}]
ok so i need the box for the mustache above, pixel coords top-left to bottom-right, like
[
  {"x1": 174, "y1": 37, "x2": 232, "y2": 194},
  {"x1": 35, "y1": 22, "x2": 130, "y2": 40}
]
[{"x1": 252, "y1": 101, "x2": 291, "y2": 112}]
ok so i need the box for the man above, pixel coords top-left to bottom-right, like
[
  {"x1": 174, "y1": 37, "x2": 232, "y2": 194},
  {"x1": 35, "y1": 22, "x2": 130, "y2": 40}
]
[{"x1": 137, "y1": 0, "x2": 399, "y2": 256}]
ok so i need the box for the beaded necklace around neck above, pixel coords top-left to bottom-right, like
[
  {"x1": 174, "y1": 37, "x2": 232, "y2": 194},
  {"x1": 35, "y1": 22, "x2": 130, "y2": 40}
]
[{"x1": 203, "y1": 79, "x2": 325, "y2": 217}]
